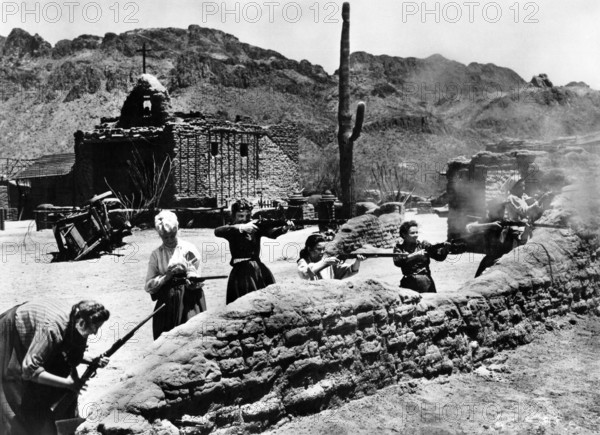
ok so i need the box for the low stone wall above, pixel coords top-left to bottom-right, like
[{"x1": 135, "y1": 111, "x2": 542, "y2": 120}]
[
  {"x1": 78, "y1": 222, "x2": 600, "y2": 435},
  {"x1": 331, "y1": 213, "x2": 403, "y2": 253}
]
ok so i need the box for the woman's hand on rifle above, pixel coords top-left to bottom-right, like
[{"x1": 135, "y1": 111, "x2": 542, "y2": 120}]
[
  {"x1": 65, "y1": 374, "x2": 84, "y2": 392},
  {"x1": 82, "y1": 353, "x2": 110, "y2": 368},
  {"x1": 238, "y1": 222, "x2": 258, "y2": 234},
  {"x1": 185, "y1": 272, "x2": 205, "y2": 289},
  {"x1": 91, "y1": 354, "x2": 110, "y2": 368}
]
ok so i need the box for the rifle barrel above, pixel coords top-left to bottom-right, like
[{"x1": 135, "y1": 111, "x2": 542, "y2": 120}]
[
  {"x1": 339, "y1": 252, "x2": 397, "y2": 259},
  {"x1": 188, "y1": 275, "x2": 229, "y2": 282},
  {"x1": 531, "y1": 222, "x2": 567, "y2": 229},
  {"x1": 292, "y1": 219, "x2": 347, "y2": 225},
  {"x1": 468, "y1": 217, "x2": 565, "y2": 229},
  {"x1": 105, "y1": 303, "x2": 165, "y2": 357}
]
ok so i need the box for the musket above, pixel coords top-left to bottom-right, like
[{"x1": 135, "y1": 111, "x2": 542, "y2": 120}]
[
  {"x1": 427, "y1": 240, "x2": 468, "y2": 255},
  {"x1": 499, "y1": 220, "x2": 567, "y2": 229},
  {"x1": 189, "y1": 275, "x2": 229, "y2": 282},
  {"x1": 51, "y1": 303, "x2": 166, "y2": 417},
  {"x1": 292, "y1": 219, "x2": 347, "y2": 226},
  {"x1": 335, "y1": 252, "x2": 397, "y2": 260},
  {"x1": 254, "y1": 218, "x2": 347, "y2": 227},
  {"x1": 467, "y1": 216, "x2": 566, "y2": 229},
  {"x1": 171, "y1": 274, "x2": 229, "y2": 285},
  {"x1": 335, "y1": 240, "x2": 467, "y2": 260}
]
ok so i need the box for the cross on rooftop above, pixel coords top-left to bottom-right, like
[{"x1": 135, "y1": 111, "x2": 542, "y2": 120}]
[{"x1": 136, "y1": 43, "x2": 152, "y2": 73}]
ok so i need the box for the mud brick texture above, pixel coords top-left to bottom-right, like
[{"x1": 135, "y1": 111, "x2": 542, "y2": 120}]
[
  {"x1": 77, "y1": 221, "x2": 599, "y2": 434},
  {"x1": 328, "y1": 213, "x2": 404, "y2": 254}
]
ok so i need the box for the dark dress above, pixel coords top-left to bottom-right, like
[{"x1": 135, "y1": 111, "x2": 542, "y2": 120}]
[
  {"x1": 215, "y1": 221, "x2": 288, "y2": 304},
  {"x1": 0, "y1": 301, "x2": 85, "y2": 435},
  {"x1": 393, "y1": 240, "x2": 448, "y2": 293},
  {"x1": 145, "y1": 241, "x2": 206, "y2": 340}
]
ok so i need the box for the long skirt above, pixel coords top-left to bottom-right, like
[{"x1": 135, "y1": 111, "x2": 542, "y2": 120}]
[
  {"x1": 0, "y1": 305, "x2": 76, "y2": 435},
  {"x1": 152, "y1": 284, "x2": 206, "y2": 340},
  {"x1": 226, "y1": 260, "x2": 275, "y2": 304},
  {"x1": 400, "y1": 273, "x2": 437, "y2": 293}
]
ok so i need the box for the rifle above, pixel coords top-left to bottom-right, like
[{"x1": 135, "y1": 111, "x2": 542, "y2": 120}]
[
  {"x1": 254, "y1": 217, "x2": 346, "y2": 225},
  {"x1": 171, "y1": 274, "x2": 229, "y2": 285},
  {"x1": 499, "y1": 220, "x2": 567, "y2": 229},
  {"x1": 426, "y1": 240, "x2": 468, "y2": 255},
  {"x1": 335, "y1": 252, "x2": 397, "y2": 260},
  {"x1": 467, "y1": 216, "x2": 566, "y2": 229},
  {"x1": 252, "y1": 218, "x2": 347, "y2": 230},
  {"x1": 335, "y1": 240, "x2": 467, "y2": 260},
  {"x1": 292, "y1": 219, "x2": 347, "y2": 226},
  {"x1": 51, "y1": 303, "x2": 166, "y2": 417}
]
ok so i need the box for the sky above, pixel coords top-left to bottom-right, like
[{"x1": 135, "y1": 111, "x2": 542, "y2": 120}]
[{"x1": 0, "y1": 0, "x2": 598, "y2": 89}]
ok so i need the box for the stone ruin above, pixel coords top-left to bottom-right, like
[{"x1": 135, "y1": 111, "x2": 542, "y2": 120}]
[{"x1": 74, "y1": 74, "x2": 300, "y2": 210}]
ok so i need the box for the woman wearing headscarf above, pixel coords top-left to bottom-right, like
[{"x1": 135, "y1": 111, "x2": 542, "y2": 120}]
[
  {"x1": 297, "y1": 233, "x2": 364, "y2": 280},
  {"x1": 145, "y1": 210, "x2": 205, "y2": 339},
  {"x1": 0, "y1": 299, "x2": 110, "y2": 435},
  {"x1": 215, "y1": 199, "x2": 292, "y2": 304}
]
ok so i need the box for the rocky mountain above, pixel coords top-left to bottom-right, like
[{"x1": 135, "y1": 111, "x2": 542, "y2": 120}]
[{"x1": 1, "y1": 26, "x2": 599, "y2": 196}]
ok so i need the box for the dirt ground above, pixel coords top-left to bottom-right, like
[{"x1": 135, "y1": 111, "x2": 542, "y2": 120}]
[{"x1": 1, "y1": 212, "x2": 598, "y2": 434}]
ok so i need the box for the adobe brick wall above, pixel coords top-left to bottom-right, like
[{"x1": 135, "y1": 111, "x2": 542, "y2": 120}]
[
  {"x1": 170, "y1": 119, "x2": 299, "y2": 205},
  {"x1": 75, "y1": 119, "x2": 299, "y2": 208},
  {"x1": 328, "y1": 213, "x2": 404, "y2": 254}
]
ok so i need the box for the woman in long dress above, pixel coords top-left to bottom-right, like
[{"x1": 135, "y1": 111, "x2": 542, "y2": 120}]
[
  {"x1": 0, "y1": 299, "x2": 109, "y2": 435},
  {"x1": 145, "y1": 210, "x2": 205, "y2": 339},
  {"x1": 215, "y1": 200, "x2": 292, "y2": 304}
]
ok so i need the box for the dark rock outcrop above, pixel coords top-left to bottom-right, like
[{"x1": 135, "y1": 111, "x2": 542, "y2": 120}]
[
  {"x1": 531, "y1": 73, "x2": 553, "y2": 88},
  {"x1": 2, "y1": 28, "x2": 51, "y2": 58}
]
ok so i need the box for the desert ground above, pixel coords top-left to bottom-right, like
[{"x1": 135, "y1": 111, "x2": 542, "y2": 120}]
[{"x1": 1, "y1": 212, "x2": 599, "y2": 434}]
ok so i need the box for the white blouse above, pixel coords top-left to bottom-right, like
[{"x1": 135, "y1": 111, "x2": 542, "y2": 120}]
[{"x1": 145, "y1": 240, "x2": 202, "y2": 294}]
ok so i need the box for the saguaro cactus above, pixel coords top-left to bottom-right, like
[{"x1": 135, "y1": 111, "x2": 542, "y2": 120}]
[{"x1": 338, "y1": 2, "x2": 365, "y2": 219}]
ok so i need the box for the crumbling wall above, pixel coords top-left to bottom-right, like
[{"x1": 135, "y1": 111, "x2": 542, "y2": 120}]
[
  {"x1": 257, "y1": 133, "x2": 300, "y2": 201},
  {"x1": 329, "y1": 213, "x2": 404, "y2": 253},
  {"x1": 77, "y1": 214, "x2": 600, "y2": 435}
]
